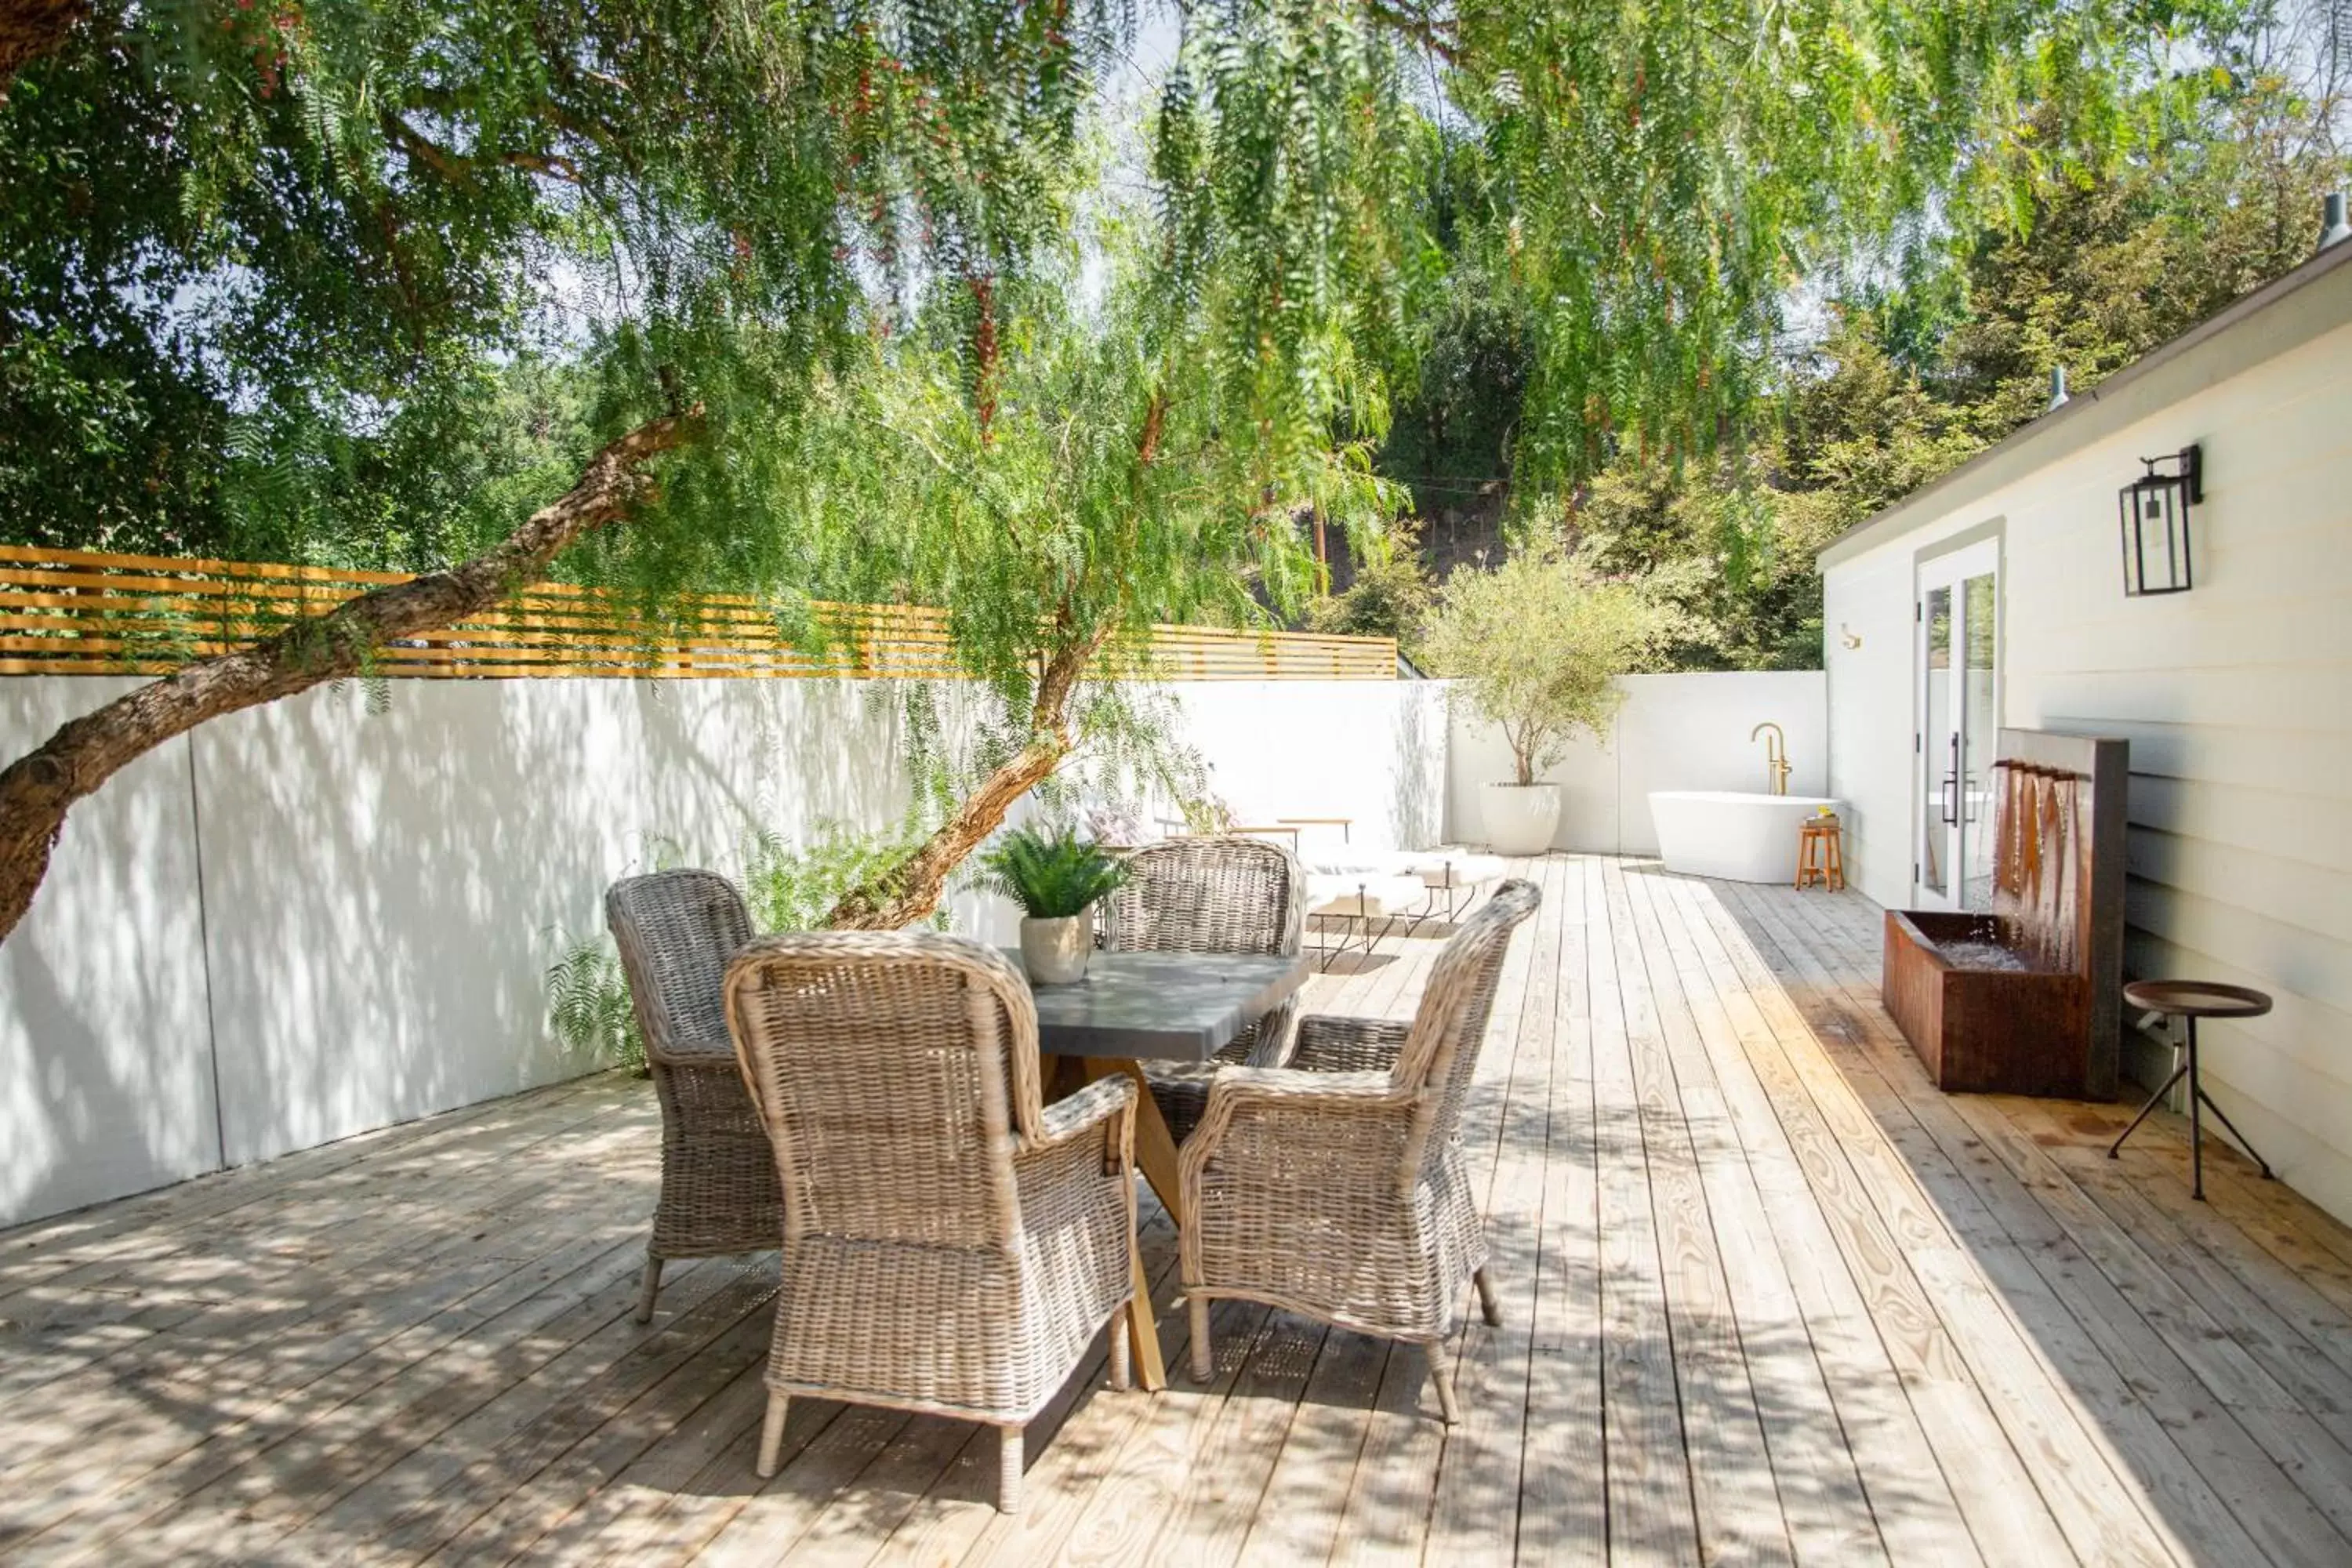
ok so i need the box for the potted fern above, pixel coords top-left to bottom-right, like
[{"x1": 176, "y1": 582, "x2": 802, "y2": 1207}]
[{"x1": 981, "y1": 825, "x2": 1128, "y2": 985}]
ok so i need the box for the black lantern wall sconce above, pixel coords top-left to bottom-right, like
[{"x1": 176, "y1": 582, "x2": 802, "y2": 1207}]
[{"x1": 2118, "y1": 444, "x2": 2201, "y2": 597}]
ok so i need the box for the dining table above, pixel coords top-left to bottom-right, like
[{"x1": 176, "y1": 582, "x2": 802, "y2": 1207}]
[{"x1": 1018, "y1": 948, "x2": 1312, "y2": 1390}]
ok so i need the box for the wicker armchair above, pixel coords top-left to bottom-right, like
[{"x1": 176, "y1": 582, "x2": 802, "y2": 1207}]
[
  {"x1": 605, "y1": 870, "x2": 782, "y2": 1324},
  {"x1": 1100, "y1": 836, "x2": 1306, "y2": 1143},
  {"x1": 1177, "y1": 877, "x2": 1541, "y2": 1421},
  {"x1": 725, "y1": 931, "x2": 1139, "y2": 1514}
]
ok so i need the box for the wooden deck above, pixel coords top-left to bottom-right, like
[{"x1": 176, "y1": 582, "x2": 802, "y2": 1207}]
[{"x1": 7, "y1": 855, "x2": 2352, "y2": 1565}]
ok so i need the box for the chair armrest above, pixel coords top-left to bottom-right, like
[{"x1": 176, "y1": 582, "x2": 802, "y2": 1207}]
[
  {"x1": 1204, "y1": 1064, "x2": 1397, "y2": 1105},
  {"x1": 1032, "y1": 1073, "x2": 1137, "y2": 1152},
  {"x1": 1180, "y1": 1065, "x2": 1410, "y2": 1194},
  {"x1": 1290, "y1": 1014, "x2": 1410, "y2": 1075},
  {"x1": 1189, "y1": 1065, "x2": 1402, "y2": 1145},
  {"x1": 647, "y1": 1033, "x2": 738, "y2": 1069}
]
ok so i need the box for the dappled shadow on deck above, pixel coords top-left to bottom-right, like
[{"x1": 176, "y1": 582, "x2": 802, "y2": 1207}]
[
  {"x1": 5, "y1": 855, "x2": 2351, "y2": 1563},
  {"x1": 1704, "y1": 868, "x2": 2352, "y2": 1567}
]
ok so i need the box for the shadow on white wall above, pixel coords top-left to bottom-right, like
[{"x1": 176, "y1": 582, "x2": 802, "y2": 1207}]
[{"x1": 0, "y1": 673, "x2": 1446, "y2": 1226}]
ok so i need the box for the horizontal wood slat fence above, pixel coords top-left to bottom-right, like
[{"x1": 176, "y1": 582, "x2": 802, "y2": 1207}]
[{"x1": 0, "y1": 544, "x2": 1396, "y2": 682}]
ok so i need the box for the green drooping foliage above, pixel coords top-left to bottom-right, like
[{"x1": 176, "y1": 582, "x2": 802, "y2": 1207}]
[
  {"x1": 1373, "y1": 6, "x2": 2349, "y2": 670},
  {"x1": 755, "y1": 241, "x2": 1403, "y2": 714},
  {"x1": 8, "y1": 0, "x2": 2325, "y2": 938},
  {"x1": 978, "y1": 824, "x2": 1128, "y2": 920},
  {"x1": 0, "y1": 0, "x2": 1117, "y2": 561},
  {"x1": 3, "y1": 0, "x2": 2179, "y2": 572}
]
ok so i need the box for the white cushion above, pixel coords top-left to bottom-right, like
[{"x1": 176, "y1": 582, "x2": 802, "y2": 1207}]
[
  {"x1": 1306, "y1": 873, "x2": 1432, "y2": 918},
  {"x1": 1399, "y1": 851, "x2": 1506, "y2": 888},
  {"x1": 1303, "y1": 848, "x2": 1507, "y2": 889}
]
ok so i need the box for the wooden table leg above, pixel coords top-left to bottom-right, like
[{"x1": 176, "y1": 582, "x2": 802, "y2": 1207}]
[{"x1": 1078, "y1": 1057, "x2": 1183, "y2": 1392}]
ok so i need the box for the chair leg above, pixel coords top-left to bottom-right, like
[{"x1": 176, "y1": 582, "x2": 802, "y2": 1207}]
[
  {"x1": 1109, "y1": 1301, "x2": 1132, "y2": 1392},
  {"x1": 633, "y1": 1253, "x2": 663, "y2": 1324},
  {"x1": 1473, "y1": 1266, "x2": 1503, "y2": 1327},
  {"x1": 755, "y1": 1392, "x2": 789, "y2": 1479},
  {"x1": 1189, "y1": 1295, "x2": 1214, "y2": 1383},
  {"x1": 997, "y1": 1425, "x2": 1024, "y2": 1514},
  {"x1": 1426, "y1": 1341, "x2": 1462, "y2": 1425}
]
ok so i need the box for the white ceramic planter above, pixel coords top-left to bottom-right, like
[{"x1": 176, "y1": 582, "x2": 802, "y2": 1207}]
[
  {"x1": 1484, "y1": 783, "x2": 1563, "y2": 856},
  {"x1": 1018, "y1": 908, "x2": 1095, "y2": 985}
]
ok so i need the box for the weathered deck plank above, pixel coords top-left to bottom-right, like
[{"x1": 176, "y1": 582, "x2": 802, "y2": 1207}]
[{"x1": 5, "y1": 855, "x2": 2350, "y2": 1565}]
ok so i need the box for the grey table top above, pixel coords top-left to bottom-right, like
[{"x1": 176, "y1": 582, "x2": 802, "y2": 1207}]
[{"x1": 1011, "y1": 949, "x2": 1312, "y2": 1063}]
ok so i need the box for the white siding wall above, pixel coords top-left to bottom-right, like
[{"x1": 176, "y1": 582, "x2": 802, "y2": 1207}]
[
  {"x1": 1446, "y1": 671, "x2": 1828, "y2": 853},
  {"x1": 1822, "y1": 306, "x2": 2352, "y2": 1224},
  {"x1": 0, "y1": 673, "x2": 1446, "y2": 1228}
]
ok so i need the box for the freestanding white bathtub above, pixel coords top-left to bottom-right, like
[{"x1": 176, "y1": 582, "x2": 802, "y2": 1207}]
[{"x1": 1650, "y1": 791, "x2": 1843, "y2": 883}]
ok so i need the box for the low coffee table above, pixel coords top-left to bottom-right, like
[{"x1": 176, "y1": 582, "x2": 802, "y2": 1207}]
[
  {"x1": 2110, "y1": 979, "x2": 2274, "y2": 1201},
  {"x1": 1018, "y1": 949, "x2": 1312, "y2": 1388}
]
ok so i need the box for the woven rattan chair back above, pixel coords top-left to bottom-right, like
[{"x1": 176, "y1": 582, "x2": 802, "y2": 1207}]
[
  {"x1": 606, "y1": 869, "x2": 753, "y2": 1064},
  {"x1": 605, "y1": 869, "x2": 776, "y2": 1323},
  {"x1": 1392, "y1": 877, "x2": 1541, "y2": 1174},
  {"x1": 1102, "y1": 836, "x2": 1304, "y2": 960},
  {"x1": 724, "y1": 932, "x2": 1045, "y2": 1251}
]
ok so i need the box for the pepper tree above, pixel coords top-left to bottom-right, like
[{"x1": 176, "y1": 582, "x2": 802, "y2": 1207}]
[{"x1": 0, "y1": 0, "x2": 2138, "y2": 942}]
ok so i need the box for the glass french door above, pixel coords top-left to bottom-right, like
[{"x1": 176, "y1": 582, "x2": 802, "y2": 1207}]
[{"x1": 1915, "y1": 539, "x2": 2000, "y2": 910}]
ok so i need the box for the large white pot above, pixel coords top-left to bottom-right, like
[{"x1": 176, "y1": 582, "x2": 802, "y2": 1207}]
[
  {"x1": 1018, "y1": 908, "x2": 1096, "y2": 985},
  {"x1": 1484, "y1": 783, "x2": 1563, "y2": 856}
]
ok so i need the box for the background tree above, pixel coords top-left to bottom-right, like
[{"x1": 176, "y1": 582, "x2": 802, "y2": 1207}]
[{"x1": 1361, "y1": 5, "x2": 2350, "y2": 669}]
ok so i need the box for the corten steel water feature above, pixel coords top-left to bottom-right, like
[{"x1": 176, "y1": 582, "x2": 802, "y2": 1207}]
[{"x1": 1883, "y1": 729, "x2": 2129, "y2": 1098}]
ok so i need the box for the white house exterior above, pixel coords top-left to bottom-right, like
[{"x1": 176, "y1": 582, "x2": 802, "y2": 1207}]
[{"x1": 1819, "y1": 238, "x2": 2352, "y2": 1225}]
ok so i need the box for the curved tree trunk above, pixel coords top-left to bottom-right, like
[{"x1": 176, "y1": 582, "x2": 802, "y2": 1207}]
[
  {"x1": 0, "y1": 408, "x2": 700, "y2": 947},
  {"x1": 822, "y1": 631, "x2": 1104, "y2": 931},
  {"x1": 0, "y1": 0, "x2": 89, "y2": 97}
]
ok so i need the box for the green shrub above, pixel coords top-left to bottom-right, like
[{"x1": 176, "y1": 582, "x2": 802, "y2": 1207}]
[
  {"x1": 545, "y1": 932, "x2": 646, "y2": 1076},
  {"x1": 741, "y1": 819, "x2": 946, "y2": 933}
]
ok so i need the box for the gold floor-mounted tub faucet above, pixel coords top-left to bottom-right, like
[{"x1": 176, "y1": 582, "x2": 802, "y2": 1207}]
[{"x1": 1751, "y1": 721, "x2": 1792, "y2": 796}]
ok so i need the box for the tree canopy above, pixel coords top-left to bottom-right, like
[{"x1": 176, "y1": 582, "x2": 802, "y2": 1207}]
[{"x1": 2, "y1": 0, "x2": 2327, "y2": 939}]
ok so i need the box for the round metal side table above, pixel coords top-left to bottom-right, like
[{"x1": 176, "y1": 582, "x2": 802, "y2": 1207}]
[{"x1": 2109, "y1": 979, "x2": 2274, "y2": 1201}]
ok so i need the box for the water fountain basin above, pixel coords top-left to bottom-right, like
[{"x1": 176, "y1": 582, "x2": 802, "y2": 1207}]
[
  {"x1": 1881, "y1": 729, "x2": 2129, "y2": 1101},
  {"x1": 1883, "y1": 910, "x2": 2089, "y2": 1096}
]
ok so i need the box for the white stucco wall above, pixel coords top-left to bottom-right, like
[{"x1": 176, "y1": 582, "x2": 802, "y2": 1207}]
[
  {"x1": 0, "y1": 680, "x2": 218, "y2": 1226},
  {"x1": 0, "y1": 673, "x2": 1445, "y2": 1228},
  {"x1": 1820, "y1": 253, "x2": 2352, "y2": 1224},
  {"x1": 1445, "y1": 671, "x2": 1828, "y2": 854}
]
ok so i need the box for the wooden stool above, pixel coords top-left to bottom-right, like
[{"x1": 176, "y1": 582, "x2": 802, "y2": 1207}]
[
  {"x1": 1795, "y1": 817, "x2": 1845, "y2": 891},
  {"x1": 2111, "y1": 980, "x2": 2274, "y2": 1200}
]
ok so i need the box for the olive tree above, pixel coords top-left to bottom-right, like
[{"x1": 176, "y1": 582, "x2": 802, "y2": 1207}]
[{"x1": 1421, "y1": 550, "x2": 1671, "y2": 786}]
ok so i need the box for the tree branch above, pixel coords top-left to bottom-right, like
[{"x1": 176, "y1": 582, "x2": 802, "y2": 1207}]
[
  {"x1": 0, "y1": 0, "x2": 87, "y2": 99},
  {"x1": 0, "y1": 407, "x2": 702, "y2": 947},
  {"x1": 1363, "y1": 0, "x2": 1458, "y2": 64},
  {"x1": 383, "y1": 110, "x2": 584, "y2": 187},
  {"x1": 821, "y1": 626, "x2": 1110, "y2": 931}
]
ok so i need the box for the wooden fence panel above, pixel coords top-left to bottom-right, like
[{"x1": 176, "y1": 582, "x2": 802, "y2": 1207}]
[{"x1": 0, "y1": 544, "x2": 1396, "y2": 682}]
